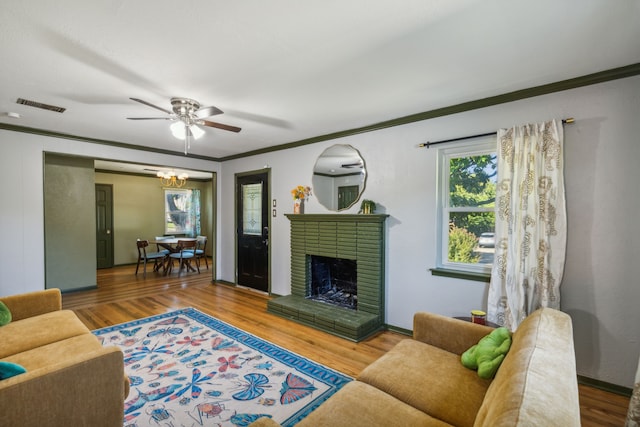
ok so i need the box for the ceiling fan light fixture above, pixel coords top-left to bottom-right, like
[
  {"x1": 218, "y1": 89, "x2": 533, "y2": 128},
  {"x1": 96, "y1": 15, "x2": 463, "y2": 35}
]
[
  {"x1": 170, "y1": 121, "x2": 186, "y2": 139},
  {"x1": 170, "y1": 122, "x2": 204, "y2": 140},
  {"x1": 190, "y1": 124, "x2": 205, "y2": 140}
]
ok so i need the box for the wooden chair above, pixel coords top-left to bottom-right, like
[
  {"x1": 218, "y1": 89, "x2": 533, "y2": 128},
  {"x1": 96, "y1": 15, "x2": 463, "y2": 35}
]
[
  {"x1": 135, "y1": 239, "x2": 167, "y2": 277},
  {"x1": 193, "y1": 235, "x2": 208, "y2": 269},
  {"x1": 167, "y1": 240, "x2": 199, "y2": 275}
]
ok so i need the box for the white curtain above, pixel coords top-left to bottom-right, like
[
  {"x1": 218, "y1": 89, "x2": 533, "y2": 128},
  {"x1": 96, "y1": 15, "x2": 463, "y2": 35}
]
[
  {"x1": 487, "y1": 119, "x2": 567, "y2": 330},
  {"x1": 627, "y1": 354, "x2": 640, "y2": 426}
]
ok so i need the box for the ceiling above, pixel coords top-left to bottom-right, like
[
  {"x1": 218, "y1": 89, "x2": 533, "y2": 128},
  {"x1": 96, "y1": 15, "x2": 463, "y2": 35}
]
[{"x1": 1, "y1": 0, "x2": 639, "y2": 160}]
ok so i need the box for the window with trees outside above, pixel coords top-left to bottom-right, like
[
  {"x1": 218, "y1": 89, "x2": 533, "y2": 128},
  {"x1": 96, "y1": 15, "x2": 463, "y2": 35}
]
[
  {"x1": 164, "y1": 189, "x2": 197, "y2": 235},
  {"x1": 437, "y1": 138, "x2": 497, "y2": 274}
]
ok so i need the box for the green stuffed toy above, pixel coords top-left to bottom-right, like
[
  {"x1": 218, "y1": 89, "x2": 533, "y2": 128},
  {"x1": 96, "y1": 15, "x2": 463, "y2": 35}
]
[
  {"x1": 0, "y1": 301, "x2": 11, "y2": 326},
  {"x1": 461, "y1": 327, "x2": 512, "y2": 379}
]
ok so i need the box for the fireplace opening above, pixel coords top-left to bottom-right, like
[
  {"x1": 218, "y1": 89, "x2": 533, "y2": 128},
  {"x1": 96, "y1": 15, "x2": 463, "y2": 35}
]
[{"x1": 307, "y1": 255, "x2": 357, "y2": 310}]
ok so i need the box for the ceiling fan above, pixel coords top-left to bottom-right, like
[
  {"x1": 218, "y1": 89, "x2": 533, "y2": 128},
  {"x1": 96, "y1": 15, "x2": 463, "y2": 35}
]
[{"x1": 127, "y1": 97, "x2": 241, "y2": 154}]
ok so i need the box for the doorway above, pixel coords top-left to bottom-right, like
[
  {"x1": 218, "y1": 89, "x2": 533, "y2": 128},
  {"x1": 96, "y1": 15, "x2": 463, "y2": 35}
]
[{"x1": 236, "y1": 170, "x2": 270, "y2": 292}]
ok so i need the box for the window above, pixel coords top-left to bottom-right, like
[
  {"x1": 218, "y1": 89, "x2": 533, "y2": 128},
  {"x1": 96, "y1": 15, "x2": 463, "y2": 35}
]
[
  {"x1": 164, "y1": 189, "x2": 199, "y2": 235},
  {"x1": 436, "y1": 138, "x2": 497, "y2": 274}
]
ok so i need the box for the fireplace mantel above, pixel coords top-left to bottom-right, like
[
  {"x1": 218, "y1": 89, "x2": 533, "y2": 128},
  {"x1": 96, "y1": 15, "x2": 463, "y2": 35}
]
[
  {"x1": 284, "y1": 213, "x2": 389, "y2": 223},
  {"x1": 268, "y1": 214, "x2": 389, "y2": 341}
]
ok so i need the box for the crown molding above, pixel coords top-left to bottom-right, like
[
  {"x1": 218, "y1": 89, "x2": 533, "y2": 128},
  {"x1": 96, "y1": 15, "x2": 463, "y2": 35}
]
[
  {"x1": 219, "y1": 62, "x2": 640, "y2": 161},
  {"x1": 0, "y1": 123, "x2": 222, "y2": 161}
]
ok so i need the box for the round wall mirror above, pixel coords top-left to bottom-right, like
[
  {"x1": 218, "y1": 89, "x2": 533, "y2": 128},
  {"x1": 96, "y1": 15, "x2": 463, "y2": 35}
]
[{"x1": 312, "y1": 144, "x2": 366, "y2": 211}]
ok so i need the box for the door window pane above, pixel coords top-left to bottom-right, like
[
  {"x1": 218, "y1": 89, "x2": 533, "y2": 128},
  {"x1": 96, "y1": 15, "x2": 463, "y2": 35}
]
[{"x1": 243, "y1": 183, "x2": 262, "y2": 235}]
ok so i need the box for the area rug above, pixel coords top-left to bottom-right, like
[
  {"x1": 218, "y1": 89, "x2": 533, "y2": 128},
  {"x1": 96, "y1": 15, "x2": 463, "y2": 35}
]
[{"x1": 93, "y1": 308, "x2": 351, "y2": 427}]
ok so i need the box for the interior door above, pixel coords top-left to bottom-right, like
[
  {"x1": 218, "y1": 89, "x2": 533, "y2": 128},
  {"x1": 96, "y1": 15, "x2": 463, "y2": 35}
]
[
  {"x1": 95, "y1": 184, "x2": 114, "y2": 269},
  {"x1": 338, "y1": 185, "x2": 359, "y2": 210},
  {"x1": 236, "y1": 171, "x2": 269, "y2": 292}
]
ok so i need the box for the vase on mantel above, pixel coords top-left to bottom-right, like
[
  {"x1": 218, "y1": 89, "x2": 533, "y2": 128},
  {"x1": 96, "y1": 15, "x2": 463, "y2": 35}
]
[{"x1": 293, "y1": 199, "x2": 304, "y2": 214}]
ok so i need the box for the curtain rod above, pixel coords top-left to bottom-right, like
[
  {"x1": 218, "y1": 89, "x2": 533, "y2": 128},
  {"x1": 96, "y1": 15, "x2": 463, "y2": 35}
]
[{"x1": 418, "y1": 118, "x2": 574, "y2": 148}]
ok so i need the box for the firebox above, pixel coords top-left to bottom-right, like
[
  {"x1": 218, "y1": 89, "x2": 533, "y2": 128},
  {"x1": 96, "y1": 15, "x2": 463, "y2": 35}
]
[{"x1": 308, "y1": 255, "x2": 357, "y2": 310}]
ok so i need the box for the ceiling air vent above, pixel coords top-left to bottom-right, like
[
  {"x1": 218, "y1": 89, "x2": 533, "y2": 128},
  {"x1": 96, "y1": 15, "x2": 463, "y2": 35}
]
[{"x1": 16, "y1": 98, "x2": 66, "y2": 113}]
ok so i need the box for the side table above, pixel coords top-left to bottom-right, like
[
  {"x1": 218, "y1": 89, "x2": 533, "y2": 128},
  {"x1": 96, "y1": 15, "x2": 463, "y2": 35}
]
[{"x1": 453, "y1": 316, "x2": 500, "y2": 328}]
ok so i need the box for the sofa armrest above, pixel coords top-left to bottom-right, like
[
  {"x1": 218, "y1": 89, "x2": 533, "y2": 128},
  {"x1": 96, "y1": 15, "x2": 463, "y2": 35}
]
[
  {"x1": 413, "y1": 311, "x2": 494, "y2": 355},
  {"x1": 248, "y1": 417, "x2": 283, "y2": 427},
  {"x1": 0, "y1": 346, "x2": 126, "y2": 427},
  {"x1": 0, "y1": 289, "x2": 62, "y2": 321}
]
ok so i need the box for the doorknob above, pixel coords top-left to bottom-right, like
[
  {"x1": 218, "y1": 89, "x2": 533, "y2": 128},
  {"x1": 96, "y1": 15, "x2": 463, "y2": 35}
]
[{"x1": 106, "y1": 229, "x2": 111, "y2": 234}]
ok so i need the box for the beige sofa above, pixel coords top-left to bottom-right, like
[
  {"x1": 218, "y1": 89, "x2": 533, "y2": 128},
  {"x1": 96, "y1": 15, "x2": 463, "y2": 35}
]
[
  {"x1": 0, "y1": 289, "x2": 129, "y2": 427},
  {"x1": 251, "y1": 307, "x2": 580, "y2": 427}
]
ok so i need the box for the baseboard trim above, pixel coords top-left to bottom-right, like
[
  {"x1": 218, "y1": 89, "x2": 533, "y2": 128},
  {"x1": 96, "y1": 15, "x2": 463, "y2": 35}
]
[
  {"x1": 385, "y1": 324, "x2": 412, "y2": 336},
  {"x1": 577, "y1": 375, "x2": 633, "y2": 397},
  {"x1": 215, "y1": 280, "x2": 237, "y2": 288},
  {"x1": 59, "y1": 285, "x2": 98, "y2": 294}
]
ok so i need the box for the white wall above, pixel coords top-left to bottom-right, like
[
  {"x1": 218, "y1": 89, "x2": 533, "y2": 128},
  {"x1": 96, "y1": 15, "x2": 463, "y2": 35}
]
[
  {"x1": 220, "y1": 75, "x2": 640, "y2": 388},
  {"x1": 0, "y1": 131, "x2": 220, "y2": 297}
]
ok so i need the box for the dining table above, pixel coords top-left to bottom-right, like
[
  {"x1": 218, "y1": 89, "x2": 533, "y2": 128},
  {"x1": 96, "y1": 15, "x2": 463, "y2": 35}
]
[
  {"x1": 149, "y1": 237, "x2": 199, "y2": 274},
  {"x1": 149, "y1": 237, "x2": 197, "y2": 253}
]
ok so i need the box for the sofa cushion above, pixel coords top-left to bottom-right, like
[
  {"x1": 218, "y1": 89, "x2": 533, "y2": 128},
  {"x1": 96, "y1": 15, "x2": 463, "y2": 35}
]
[
  {"x1": 473, "y1": 308, "x2": 580, "y2": 427},
  {"x1": 296, "y1": 380, "x2": 452, "y2": 427},
  {"x1": 0, "y1": 310, "x2": 90, "y2": 359},
  {"x1": 358, "y1": 339, "x2": 491, "y2": 427},
  {"x1": 1, "y1": 333, "x2": 103, "y2": 371}
]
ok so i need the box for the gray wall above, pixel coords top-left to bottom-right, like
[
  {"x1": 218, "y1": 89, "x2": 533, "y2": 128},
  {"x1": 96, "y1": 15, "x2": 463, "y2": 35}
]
[{"x1": 44, "y1": 153, "x2": 96, "y2": 291}]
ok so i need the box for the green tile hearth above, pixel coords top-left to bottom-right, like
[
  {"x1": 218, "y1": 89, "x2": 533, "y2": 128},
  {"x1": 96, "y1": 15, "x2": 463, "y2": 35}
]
[{"x1": 268, "y1": 295, "x2": 382, "y2": 342}]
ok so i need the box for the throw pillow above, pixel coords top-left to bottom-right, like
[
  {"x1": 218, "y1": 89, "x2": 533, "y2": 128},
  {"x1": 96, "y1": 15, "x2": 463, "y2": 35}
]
[
  {"x1": 0, "y1": 301, "x2": 11, "y2": 326},
  {"x1": 0, "y1": 361, "x2": 27, "y2": 380},
  {"x1": 461, "y1": 327, "x2": 512, "y2": 379}
]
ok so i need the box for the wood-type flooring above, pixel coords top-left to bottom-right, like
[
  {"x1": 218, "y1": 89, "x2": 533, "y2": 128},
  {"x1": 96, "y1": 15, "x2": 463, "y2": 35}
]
[{"x1": 61, "y1": 263, "x2": 631, "y2": 426}]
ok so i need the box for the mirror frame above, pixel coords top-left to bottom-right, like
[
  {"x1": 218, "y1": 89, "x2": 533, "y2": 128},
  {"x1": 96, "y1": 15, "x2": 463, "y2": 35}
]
[{"x1": 312, "y1": 144, "x2": 366, "y2": 211}]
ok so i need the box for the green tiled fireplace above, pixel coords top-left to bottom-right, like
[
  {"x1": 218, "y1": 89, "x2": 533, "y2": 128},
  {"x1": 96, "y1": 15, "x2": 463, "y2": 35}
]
[{"x1": 268, "y1": 214, "x2": 388, "y2": 341}]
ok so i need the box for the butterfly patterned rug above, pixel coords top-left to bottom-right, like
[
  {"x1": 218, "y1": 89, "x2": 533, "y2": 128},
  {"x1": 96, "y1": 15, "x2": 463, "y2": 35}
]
[{"x1": 93, "y1": 308, "x2": 351, "y2": 427}]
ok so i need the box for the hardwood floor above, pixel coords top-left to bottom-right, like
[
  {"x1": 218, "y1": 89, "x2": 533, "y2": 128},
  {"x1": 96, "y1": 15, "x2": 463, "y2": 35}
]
[{"x1": 62, "y1": 264, "x2": 630, "y2": 426}]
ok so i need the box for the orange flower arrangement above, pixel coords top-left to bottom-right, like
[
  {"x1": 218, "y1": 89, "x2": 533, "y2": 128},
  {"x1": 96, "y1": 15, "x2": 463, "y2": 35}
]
[{"x1": 291, "y1": 185, "x2": 312, "y2": 201}]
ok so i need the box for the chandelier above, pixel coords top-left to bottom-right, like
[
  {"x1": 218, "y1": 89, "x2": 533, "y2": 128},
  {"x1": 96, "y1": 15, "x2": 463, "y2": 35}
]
[{"x1": 157, "y1": 170, "x2": 188, "y2": 187}]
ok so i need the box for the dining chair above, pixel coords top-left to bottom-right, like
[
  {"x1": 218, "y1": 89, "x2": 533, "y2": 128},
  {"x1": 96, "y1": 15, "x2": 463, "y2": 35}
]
[
  {"x1": 167, "y1": 240, "x2": 200, "y2": 275},
  {"x1": 135, "y1": 239, "x2": 168, "y2": 277},
  {"x1": 192, "y1": 236, "x2": 208, "y2": 269}
]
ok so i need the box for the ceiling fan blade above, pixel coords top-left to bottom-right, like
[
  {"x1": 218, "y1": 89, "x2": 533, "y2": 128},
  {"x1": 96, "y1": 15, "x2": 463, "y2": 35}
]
[
  {"x1": 130, "y1": 97, "x2": 172, "y2": 115},
  {"x1": 195, "y1": 105, "x2": 223, "y2": 119},
  {"x1": 126, "y1": 117, "x2": 173, "y2": 120},
  {"x1": 201, "y1": 120, "x2": 242, "y2": 133}
]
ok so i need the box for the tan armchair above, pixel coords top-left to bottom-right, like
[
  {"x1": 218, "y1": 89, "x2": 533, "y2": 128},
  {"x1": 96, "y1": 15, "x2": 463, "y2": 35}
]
[{"x1": 0, "y1": 289, "x2": 128, "y2": 427}]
